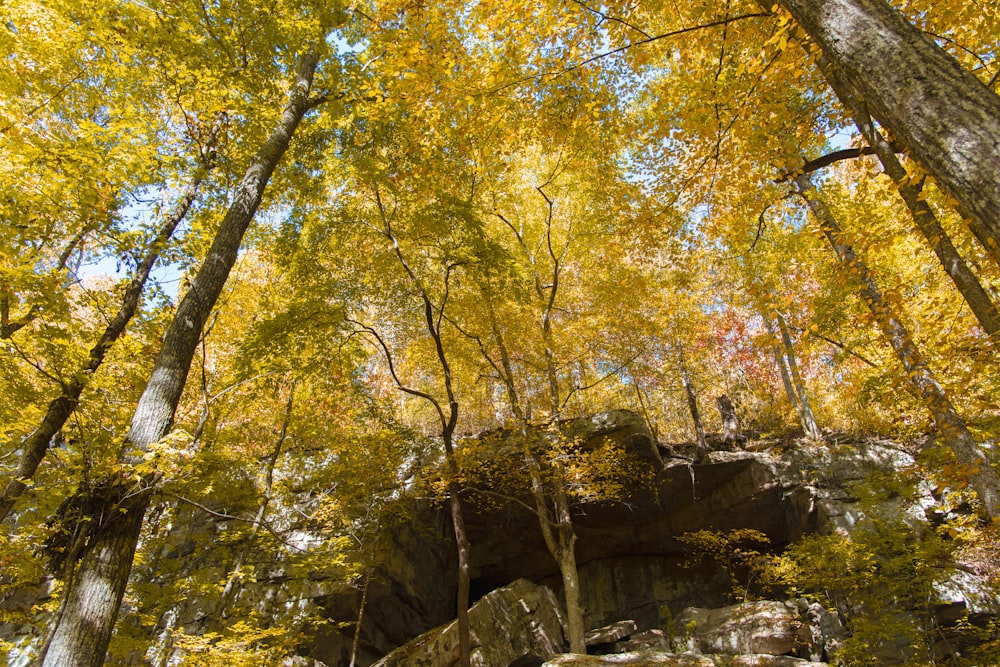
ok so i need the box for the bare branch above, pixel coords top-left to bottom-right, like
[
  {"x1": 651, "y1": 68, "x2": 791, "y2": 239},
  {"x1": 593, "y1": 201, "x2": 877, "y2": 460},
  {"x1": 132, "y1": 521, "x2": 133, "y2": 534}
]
[
  {"x1": 565, "y1": 0, "x2": 651, "y2": 38},
  {"x1": 479, "y1": 13, "x2": 770, "y2": 96},
  {"x1": 560, "y1": 350, "x2": 643, "y2": 410},
  {"x1": 346, "y1": 317, "x2": 449, "y2": 429}
]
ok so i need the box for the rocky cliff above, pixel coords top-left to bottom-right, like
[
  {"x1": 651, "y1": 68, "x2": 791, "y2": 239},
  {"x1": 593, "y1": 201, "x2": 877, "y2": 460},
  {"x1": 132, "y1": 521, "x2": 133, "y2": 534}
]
[{"x1": 295, "y1": 410, "x2": 998, "y2": 666}]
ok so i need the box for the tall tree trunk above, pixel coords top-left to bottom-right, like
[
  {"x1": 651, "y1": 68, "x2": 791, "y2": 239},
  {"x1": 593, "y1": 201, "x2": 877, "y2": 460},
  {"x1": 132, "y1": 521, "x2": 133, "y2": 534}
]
[
  {"x1": 716, "y1": 394, "x2": 740, "y2": 444},
  {"x1": 0, "y1": 122, "x2": 221, "y2": 524},
  {"x1": 489, "y1": 313, "x2": 586, "y2": 653},
  {"x1": 775, "y1": 311, "x2": 822, "y2": 440},
  {"x1": 778, "y1": 0, "x2": 1000, "y2": 259},
  {"x1": 378, "y1": 216, "x2": 472, "y2": 666},
  {"x1": 817, "y1": 57, "x2": 1000, "y2": 342},
  {"x1": 553, "y1": 483, "x2": 585, "y2": 654},
  {"x1": 763, "y1": 314, "x2": 801, "y2": 414},
  {"x1": 795, "y1": 173, "x2": 1000, "y2": 518},
  {"x1": 679, "y1": 356, "x2": 708, "y2": 462},
  {"x1": 38, "y1": 50, "x2": 322, "y2": 667},
  {"x1": 36, "y1": 492, "x2": 150, "y2": 667},
  {"x1": 348, "y1": 569, "x2": 372, "y2": 667},
  {"x1": 490, "y1": 192, "x2": 586, "y2": 653}
]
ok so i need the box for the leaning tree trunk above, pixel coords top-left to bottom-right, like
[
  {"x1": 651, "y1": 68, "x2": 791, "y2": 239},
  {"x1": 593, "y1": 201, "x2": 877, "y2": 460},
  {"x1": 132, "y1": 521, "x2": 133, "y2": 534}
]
[
  {"x1": 0, "y1": 122, "x2": 221, "y2": 524},
  {"x1": 36, "y1": 489, "x2": 150, "y2": 667},
  {"x1": 775, "y1": 312, "x2": 822, "y2": 440},
  {"x1": 763, "y1": 314, "x2": 801, "y2": 414},
  {"x1": 679, "y1": 357, "x2": 708, "y2": 462},
  {"x1": 778, "y1": 0, "x2": 1000, "y2": 261},
  {"x1": 716, "y1": 395, "x2": 740, "y2": 444},
  {"x1": 488, "y1": 312, "x2": 588, "y2": 654},
  {"x1": 795, "y1": 173, "x2": 1000, "y2": 518},
  {"x1": 817, "y1": 57, "x2": 1000, "y2": 343},
  {"x1": 38, "y1": 50, "x2": 322, "y2": 667}
]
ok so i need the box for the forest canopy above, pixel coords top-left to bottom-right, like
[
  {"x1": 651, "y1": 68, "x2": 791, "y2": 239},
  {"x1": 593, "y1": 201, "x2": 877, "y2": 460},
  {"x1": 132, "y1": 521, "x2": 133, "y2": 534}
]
[{"x1": 2, "y1": 0, "x2": 999, "y2": 663}]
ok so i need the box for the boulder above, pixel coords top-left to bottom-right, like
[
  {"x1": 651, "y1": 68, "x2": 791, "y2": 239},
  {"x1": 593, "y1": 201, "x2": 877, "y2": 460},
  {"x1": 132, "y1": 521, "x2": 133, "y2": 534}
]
[
  {"x1": 610, "y1": 629, "x2": 671, "y2": 653},
  {"x1": 372, "y1": 579, "x2": 565, "y2": 667},
  {"x1": 585, "y1": 620, "x2": 638, "y2": 646},
  {"x1": 674, "y1": 600, "x2": 842, "y2": 659},
  {"x1": 542, "y1": 653, "x2": 827, "y2": 666}
]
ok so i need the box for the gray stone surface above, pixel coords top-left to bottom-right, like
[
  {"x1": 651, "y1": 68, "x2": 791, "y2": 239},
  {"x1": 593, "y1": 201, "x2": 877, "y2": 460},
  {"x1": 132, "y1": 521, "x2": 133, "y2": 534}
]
[
  {"x1": 372, "y1": 579, "x2": 565, "y2": 667},
  {"x1": 585, "y1": 620, "x2": 638, "y2": 646},
  {"x1": 674, "y1": 599, "x2": 843, "y2": 660},
  {"x1": 541, "y1": 653, "x2": 827, "y2": 666}
]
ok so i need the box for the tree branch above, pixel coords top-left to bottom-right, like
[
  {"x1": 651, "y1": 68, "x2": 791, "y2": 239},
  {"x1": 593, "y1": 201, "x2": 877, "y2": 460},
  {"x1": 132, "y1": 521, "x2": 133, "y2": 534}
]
[
  {"x1": 566, "y1": 0, "x2": 651, "y2": 38},
  {"x1": 479, "y1": 13, "x2": 770, "y2": 96}
]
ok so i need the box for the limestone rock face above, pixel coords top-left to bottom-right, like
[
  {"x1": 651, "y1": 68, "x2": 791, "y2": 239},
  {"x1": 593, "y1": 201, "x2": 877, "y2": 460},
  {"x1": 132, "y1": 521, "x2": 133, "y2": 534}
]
[
  {"x1": 296, "y1": 502, "x2": 457, "y2": 666},
  {"x1": 372, "y1": 579, "x2": 565, "y2": 667},
  {"x1": 674, "y1": 600, "x2": 843, "y2": 660},
  {"x1": 585, "y1": 620, "x2": 638, "y2": 647},
  {"x1": 541, "y1": 653, "x2": 827, "y2": 666}
]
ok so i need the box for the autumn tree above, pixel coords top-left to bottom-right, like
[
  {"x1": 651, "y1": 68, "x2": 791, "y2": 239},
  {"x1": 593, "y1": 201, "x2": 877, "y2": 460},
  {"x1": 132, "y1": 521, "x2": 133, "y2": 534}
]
[{"x1": 25, "y1": 0, "x2": 351, "y2": 656}]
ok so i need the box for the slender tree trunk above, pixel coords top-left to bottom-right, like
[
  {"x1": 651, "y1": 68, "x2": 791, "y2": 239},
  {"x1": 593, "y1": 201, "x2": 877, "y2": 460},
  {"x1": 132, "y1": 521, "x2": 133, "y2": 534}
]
[
  {"x1": 763, "y1": 315, "x2": 801, "y2": 414},
  {"x1": 212, "y1": 382, "x2": 295, "y2": 630},
  {"x1": 817, "y1": 57, "x2": 1000, "y2": 342},
  {"x1": 795, "y1": 173, "x2": 1000, "y2": 518},
  {"x1": 633, "y1": 382, "x2": 660, "y2": 445},
  {"x1": 0, "y1": 127, "x2": 220, "y2": 523},
  {"x1": 716, "y1": 394, "x2": 740, "y2": 444},
  {"x1": 38, "y1": 50, "x2": 322, "y2": 667},
  {"x1": 348, "y1": 569, "x2": 372, "y2": 667},
  {"x1": 380, "y1": 219, "x2": 473, "y2": 666},
  {"x1": 778, "y1": 0, "x2": 1000, "y2": 258},
  {"x1": 441, "y1": 434, "x2": 471, "y2": 666},
  {"x1": 487, "y1": 306, "x2": 586, "y2": 653},
  {"x1": 679, "y1": 356, "x2": 708, "y2": 462},
  {"x1": 775, "y1": 312, "x2": 822, "y2": 440},
  {"x1": 554, "y1": 493, "x2": 585, "y2": 654},
  {"x1": 490, "y1": 194, "x2": 586, "y2": 652}
]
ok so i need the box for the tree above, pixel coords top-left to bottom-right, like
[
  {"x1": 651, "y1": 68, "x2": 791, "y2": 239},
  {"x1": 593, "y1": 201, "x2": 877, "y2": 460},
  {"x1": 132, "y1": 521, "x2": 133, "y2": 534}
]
[
  {"x1": 351, "y1": 194, "x2": 476, "y2": 667},
  {"x1": 794, "y1": 172, "x2": 1000, "y2": 519},
  {"x1": 777, "y1": 0, "x2": 1000, "y2": 259},
  {"x1": 814, "y1": 57, "x2": 1000, "y2": 344},
  {"x1": 0, "y1": 117, "x2": 221, "y2": 523},
  {"x1": 37, "y1": 44, "x2": 330, "y2": 667},
  {"x1": 771, "y1": 309, "x2": 822, "y2": 440}
]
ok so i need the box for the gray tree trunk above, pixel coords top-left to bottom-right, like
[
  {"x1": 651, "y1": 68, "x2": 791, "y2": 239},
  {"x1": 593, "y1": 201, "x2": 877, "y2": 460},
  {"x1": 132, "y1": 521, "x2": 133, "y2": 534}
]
[
  {"x1": 680, "y1": 358, "x2": 708, "y2": 462},
  {"x1": 779, "y1": 0, "x2": 1000, "y2": 258},
  {"x1": 716, "y1": 394, "x2": 740, "y2": 444},
  {"x1": 484, "y1": 295, "x2": 587, "y2": 654},
  {"x1": 36, "y1": 491, "x2": 149, "y2": 667},
  {"x1": 795, "y1": 173, "x2": 1000, "y2": 518},
  {"x1": 776, "y1": 312, "x2": 822, "y2": 440},
  {"x1": 0, "y1": 125, "x2": 220, "y2": 524},
  {"x1": 817, "y1": 57, "x2": 1000, "y2": 344},
  {"x1": 763, "y1": 314, "x2": 801, "y2": 413},
  {"x1": 38, "y1": 50, "x2": 322, "y2": 667}
]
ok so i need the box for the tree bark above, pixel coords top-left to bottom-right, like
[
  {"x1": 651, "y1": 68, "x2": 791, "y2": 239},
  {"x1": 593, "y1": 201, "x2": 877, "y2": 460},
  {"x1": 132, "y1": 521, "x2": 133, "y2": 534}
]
[
  {"x1": 37, "y1": 493, "x2": 149, "y2": 667},
  {"x1": 795, "y1": 173, "x2": 1000, "y2": 518},
  {"x1": 377, "y1": 216, "x2": 472, "y2": 666},
  {"x1": 0, "y1": 124, "x2": 221, "y2": 524},
  {"x1": 778, "y1": 0, "x2": 1000, "y2": 258},
  {"x1": 716, "y1": 394, "x2": 740, "y2": 444},
  {"x1": 484, "y1": 295, "x2": 587, "y2": 653},
  {"x1": 776, "y1": 311, "x2": 822, "y2": 440},
  {"x1": 37, "y1": 50, "x2": 322, "y2": 667},
  {"x1": 763, "y1": 314, "x2": 801, "y2": 414},
  {"x1": 817, "y1": 57, "x2": 1000, "y2": 343},
  {"x1": 679, "y1": 356, "x2": 708, "y2": 462},
  {"x1": 125, "y1": 53, "x2": 319, "y2": 454}
]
